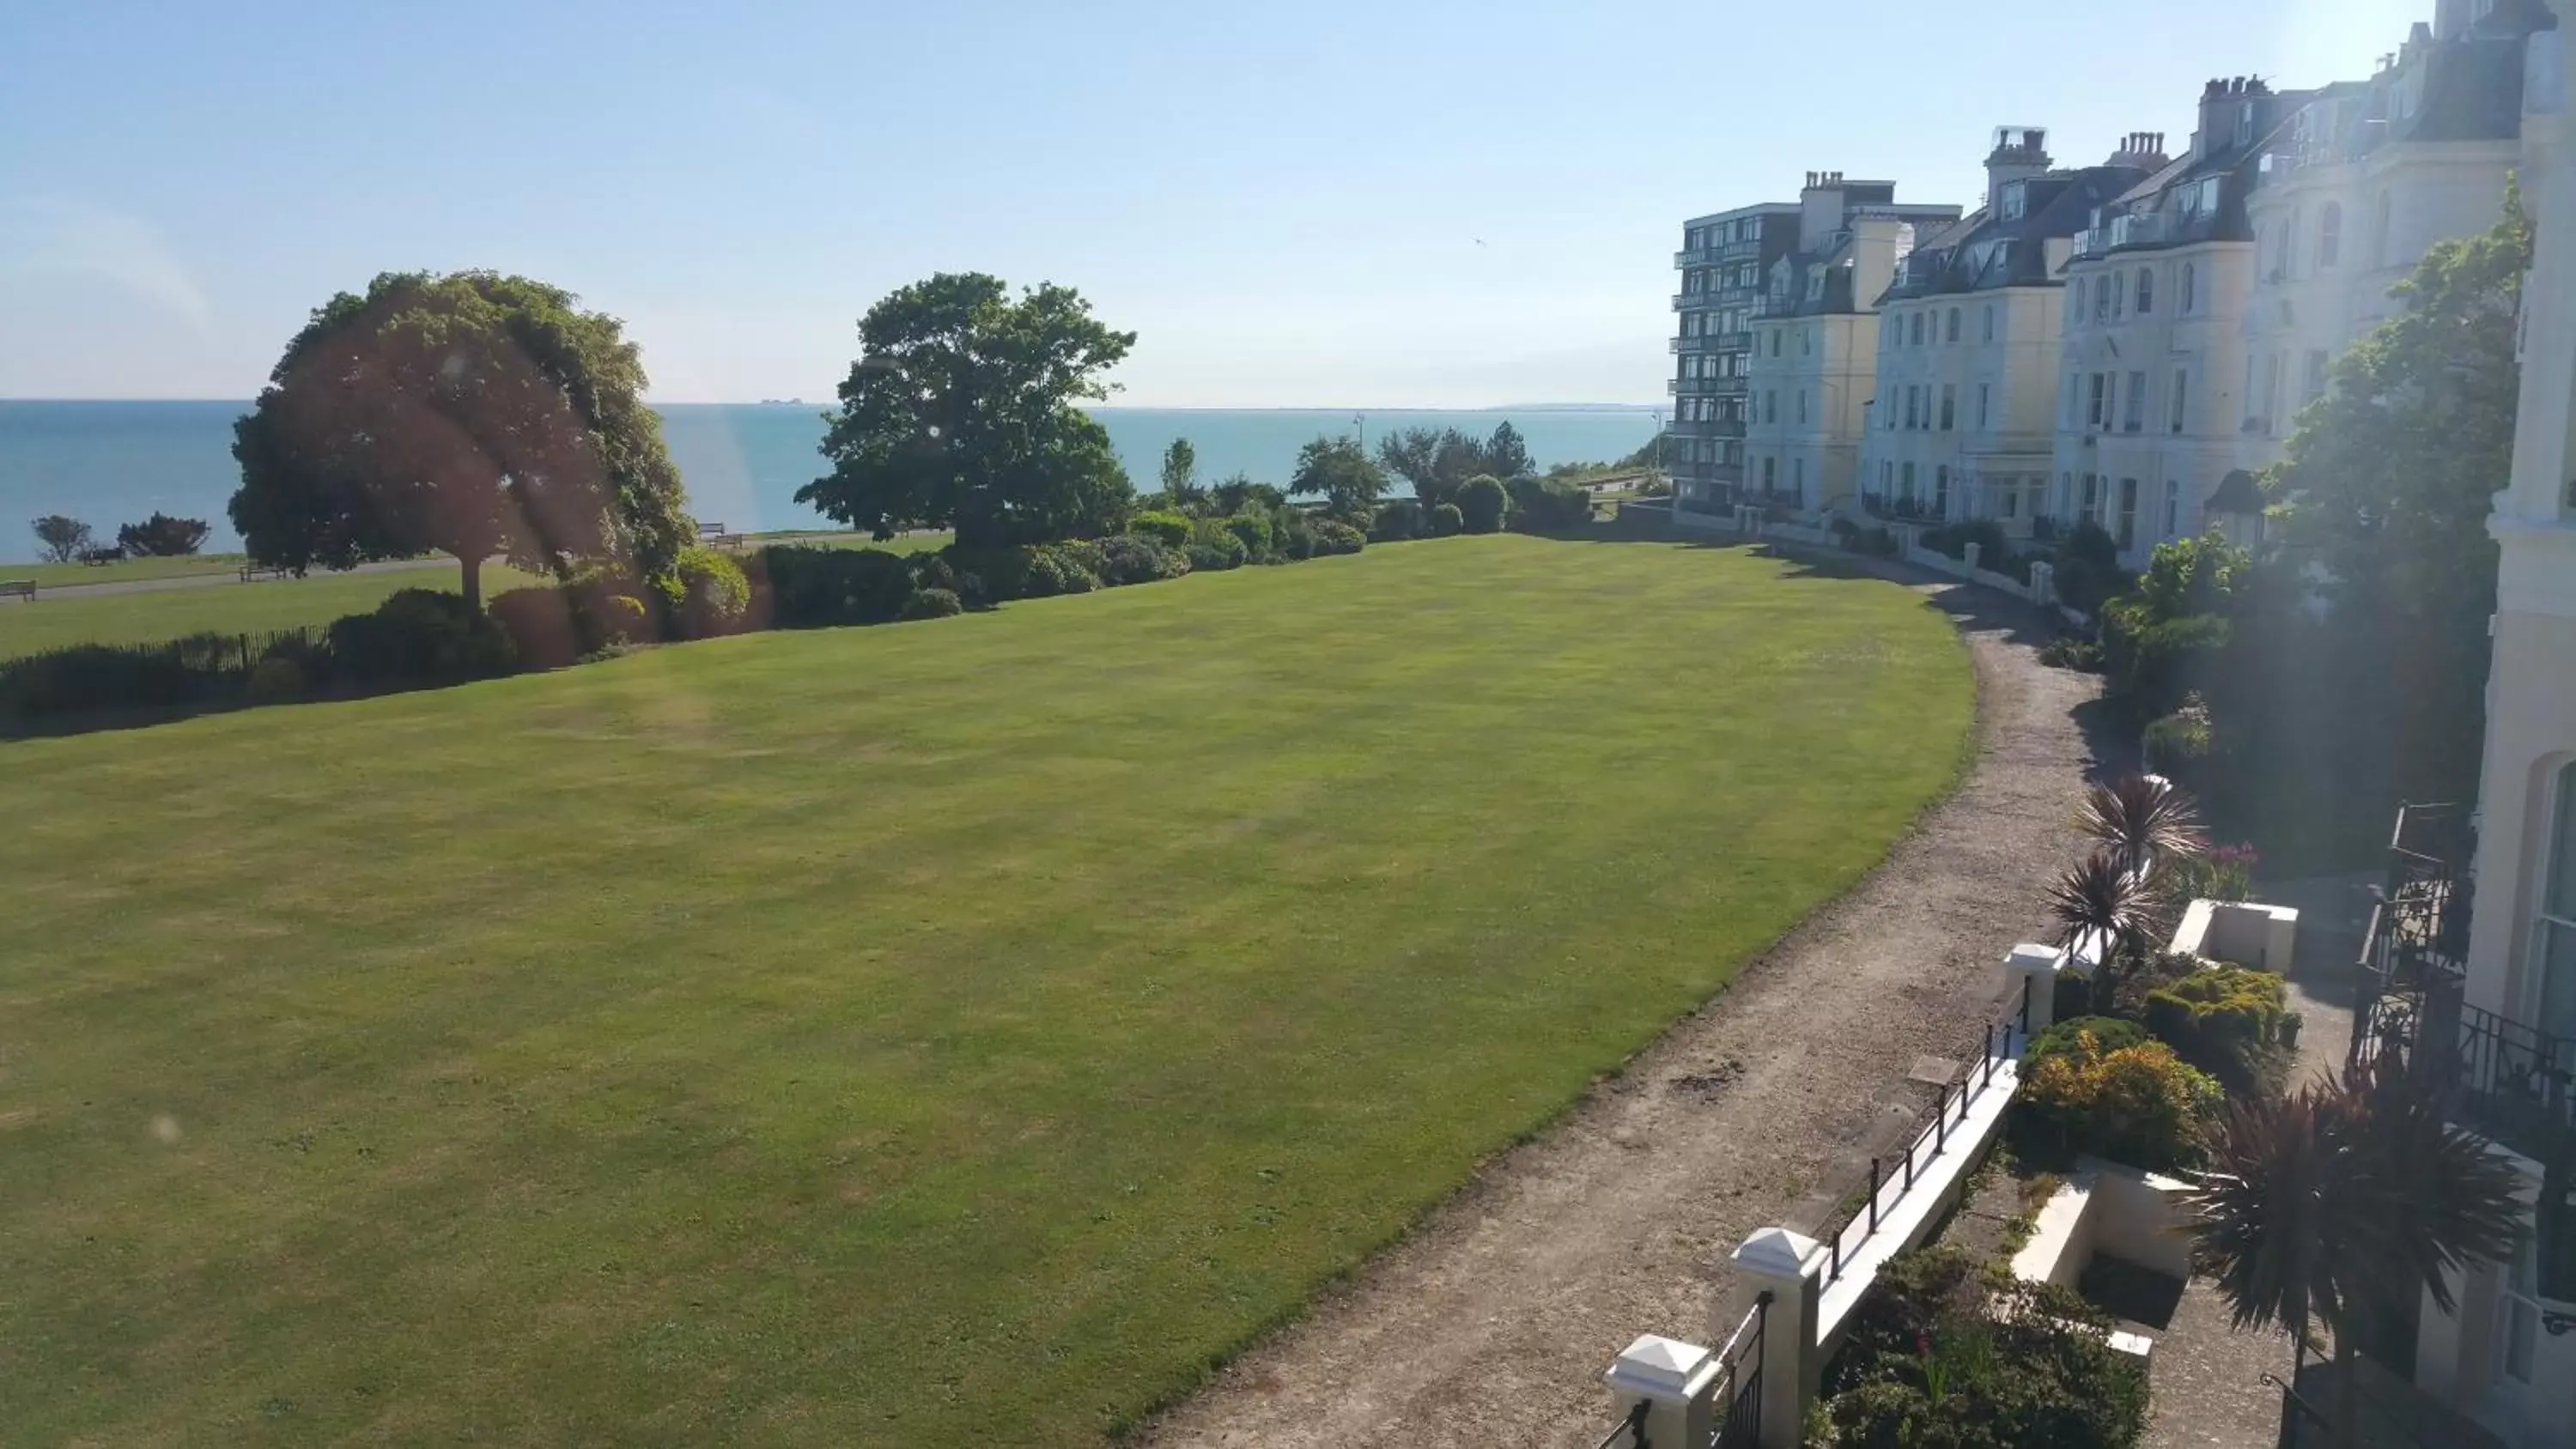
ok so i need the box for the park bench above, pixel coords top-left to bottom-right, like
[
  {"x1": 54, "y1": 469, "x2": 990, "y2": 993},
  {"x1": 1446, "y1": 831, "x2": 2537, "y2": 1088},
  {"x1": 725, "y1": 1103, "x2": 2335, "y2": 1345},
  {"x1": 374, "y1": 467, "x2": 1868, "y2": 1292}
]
[
  {"x1": 696, "y1": 519, "x2": 744, "y2": 549},
  {"x1": 239, "y1": 562, "x2": 290, "y2": 582},
  {"x1": 0, "y1": 579, "x2": 33, "y2": 602}
]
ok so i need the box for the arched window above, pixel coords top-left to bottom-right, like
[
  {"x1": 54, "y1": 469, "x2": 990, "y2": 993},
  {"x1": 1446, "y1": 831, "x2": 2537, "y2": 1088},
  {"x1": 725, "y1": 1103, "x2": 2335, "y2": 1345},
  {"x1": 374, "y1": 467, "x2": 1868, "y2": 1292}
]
[
  {"x1": 1911, "y1": 312, "x2": 1924, "y2": 346},
  {"x1": 1946, "y1": 307, "x2": 1961, "y2": 343},
  {"x1": 1983, "y1": 304, "x2": 1996, "y2": 343},
  {"x1": 2539, "y1": 761, "x2": 2576, "y2": 1037},
  {"x1": 2111, "y1": 275, "x2": 2125, "y2": 320},
  {"x1": 2372, "y1": 191, "x2": 2394, "y2": 270},
  {"x1": 2136, "y1": 268, "x2": 2154, "y2": 315},
  {"x1": 2094, "y1": 276, "x2": 2111, "y2": 323},
  {"x1": 2180, "y1": 263, "x2": 2196, "y2": 314},
  {"x1": 2319, "y1": 201, "x2": 2344, "y2": 270}
]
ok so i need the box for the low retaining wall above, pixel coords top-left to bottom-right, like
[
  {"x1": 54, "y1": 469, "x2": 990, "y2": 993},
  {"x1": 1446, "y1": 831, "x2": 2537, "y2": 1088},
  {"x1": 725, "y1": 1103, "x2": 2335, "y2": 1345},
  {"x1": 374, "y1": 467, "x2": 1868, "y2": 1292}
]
[{"x1": 2169, "y1": 898, "x2": 2299, "y2": 973}]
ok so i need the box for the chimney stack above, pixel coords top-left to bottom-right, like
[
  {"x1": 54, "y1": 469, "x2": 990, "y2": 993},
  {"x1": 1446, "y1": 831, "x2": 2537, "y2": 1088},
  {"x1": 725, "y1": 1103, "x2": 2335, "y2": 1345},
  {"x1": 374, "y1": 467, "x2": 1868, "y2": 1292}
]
[{"x1": 1984, "y1": 125, "x2": 2053, "y2": 215}]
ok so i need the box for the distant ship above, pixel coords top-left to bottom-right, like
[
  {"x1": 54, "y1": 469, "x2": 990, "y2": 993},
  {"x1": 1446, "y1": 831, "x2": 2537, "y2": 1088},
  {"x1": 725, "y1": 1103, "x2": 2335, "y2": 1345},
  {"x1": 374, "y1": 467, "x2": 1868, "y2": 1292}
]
[{"x1": 756, "y1": 398, "x2": 807, "y2": 407}]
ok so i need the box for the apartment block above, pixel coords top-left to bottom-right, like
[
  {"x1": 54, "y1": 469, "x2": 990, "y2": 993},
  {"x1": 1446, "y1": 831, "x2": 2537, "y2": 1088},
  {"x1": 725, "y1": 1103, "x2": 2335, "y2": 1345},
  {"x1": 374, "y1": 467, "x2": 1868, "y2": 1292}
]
[
  {"x1": 1671, "y1": 208, "x2": 1801, "y2": 513},
  {"x1": 1858, "y1": 128, "x2": 2160, "y2": 529},
  {"x1": 2234, "y1": 0, "x2": 2543, "y2": 478},
  {"x1": 2050, "y1": 85, "x2": 2313, "y2": 565},
  {"x1": 1742, "y1": 174, "x2": 1962, "y2": 512}
]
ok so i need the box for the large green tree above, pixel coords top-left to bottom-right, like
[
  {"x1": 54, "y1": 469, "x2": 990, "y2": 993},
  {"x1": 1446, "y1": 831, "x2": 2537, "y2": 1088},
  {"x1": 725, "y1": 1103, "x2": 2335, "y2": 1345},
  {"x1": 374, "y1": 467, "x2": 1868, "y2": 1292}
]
[
  {"x1": 1157, "y1": 437, "x2": 1203, "y2": 513},
  {"x1": 2258, "y1": 185, "x2": 2530, "y2": 807},
  {"x1": 1289, "y1": 435, "x2": 1388, "y2": 519},
  {"x1": 230, "y1": 271, "x2": 691, "y2": 612},
  {"x1": 802, "y1": 274, "x2": 1135, "y2": 550},
  {"x1": 1374, "y1": 422, "x2": 1532, "y2": 511}
]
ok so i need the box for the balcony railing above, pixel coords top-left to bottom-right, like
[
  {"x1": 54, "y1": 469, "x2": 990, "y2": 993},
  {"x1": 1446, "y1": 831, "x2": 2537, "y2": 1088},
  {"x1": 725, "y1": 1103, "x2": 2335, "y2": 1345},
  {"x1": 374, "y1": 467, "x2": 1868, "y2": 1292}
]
[
  {"x1": 2352, "y1": 802, "x2": 2576, "y2": 1296},
  {"x1": 2070, "y1": 212, "x2": 2175, "y2": 260}
]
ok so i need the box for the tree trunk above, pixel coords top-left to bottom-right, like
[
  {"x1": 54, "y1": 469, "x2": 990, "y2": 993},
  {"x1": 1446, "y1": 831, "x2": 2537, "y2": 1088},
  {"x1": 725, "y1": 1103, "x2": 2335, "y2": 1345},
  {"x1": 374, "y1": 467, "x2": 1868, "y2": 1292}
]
[{"x1": 459, "y1": 553, "x2": 483, "y2": 613}]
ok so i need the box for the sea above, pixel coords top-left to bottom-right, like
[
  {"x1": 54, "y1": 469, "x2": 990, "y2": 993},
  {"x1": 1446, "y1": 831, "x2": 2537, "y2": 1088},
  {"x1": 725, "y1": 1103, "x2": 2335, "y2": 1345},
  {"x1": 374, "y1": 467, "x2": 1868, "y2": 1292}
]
[{"x1": 0, "y1": 401, "x2": 1662, "y2": 556}]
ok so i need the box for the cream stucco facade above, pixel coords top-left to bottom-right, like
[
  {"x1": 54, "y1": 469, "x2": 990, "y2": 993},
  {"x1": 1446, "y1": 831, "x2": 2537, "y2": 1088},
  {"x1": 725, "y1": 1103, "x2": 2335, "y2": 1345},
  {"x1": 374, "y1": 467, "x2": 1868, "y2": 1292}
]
[
  {"x1": 2051, "y1": 238, "x2": 2259, "y2": 561},
  {"x1": 2235, "y1": 14, "x2": 2530, "y2": 478},
  {"x1": 2403, "y1": 9, "x2": 2576, "y2": 1445},
  {"x1": 1862, "y1": 283, "x2": 2069, "y2": 529},
  {"x1": 1743, "y1": 191, "x2": 1962, "y2": 512}
]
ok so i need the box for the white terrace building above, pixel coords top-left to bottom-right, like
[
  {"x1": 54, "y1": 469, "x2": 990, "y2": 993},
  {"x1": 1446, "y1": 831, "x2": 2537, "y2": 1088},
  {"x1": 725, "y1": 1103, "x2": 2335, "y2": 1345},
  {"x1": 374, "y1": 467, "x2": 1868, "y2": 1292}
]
[
  {"x1": 2050, "y1": 85, "x2": 2312, "y2": 566},
  {"x1": 1858, "y1": 128, "x2": 2161, "y2": 531},
  {"x1": 2370, "y1": 7, "x2": 2576, "y2": 1442},
  {"x1": 2235, "y1": 0, "x2": 2544, "y2": 479},
  {"x1": 1743, "y1": 174, "x2": 1961, "y2": 512}
]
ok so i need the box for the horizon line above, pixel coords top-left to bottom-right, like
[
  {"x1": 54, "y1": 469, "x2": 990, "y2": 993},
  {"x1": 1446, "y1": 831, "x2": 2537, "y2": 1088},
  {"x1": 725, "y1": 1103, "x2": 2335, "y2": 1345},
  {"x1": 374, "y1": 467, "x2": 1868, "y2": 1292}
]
[{"x1": 0, "y1": 396, "x2": 1668, "y2": 413}]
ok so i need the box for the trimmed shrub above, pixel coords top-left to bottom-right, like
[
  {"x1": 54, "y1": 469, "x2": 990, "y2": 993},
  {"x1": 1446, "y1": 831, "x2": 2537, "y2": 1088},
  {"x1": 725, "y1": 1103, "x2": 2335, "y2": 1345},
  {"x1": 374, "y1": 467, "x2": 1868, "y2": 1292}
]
[
  {"x1": 486, "y1": 585, "x2": 585, "y2": 669},
  {"x1": 1504, "y1": 476, "x2": 1594, "y2": 533},
  {"x1": 1458, "y1": 475, "x2": 1510, "y2": 533},
  {"x1": 328, "y1": 589, "x2": 514, "y2": 685},
  {"x1": 1221, "y1": 511, "x2": 1273, "y2": 561},
  {"x1": 0, "y1": 638, "x2": 242, "y2": 717},
  {"x1": 1127, "y1": 509, "x2": 1192, "y2": 549},
  {"x1": 1429, "y1": 501, "x2": 1466, "y2": 537},
  {"x1": 900, "y1": 587, "x2": 963, "y2": 621},
  {"x1": 671, "y1": 545, "x2": 750, "y2": 639},
  {"x1": 749, "y1": 544, "x2": 919, "y2": 624},
  {"x1": 1369, "y1": 499, "x2": 1425, "y2": 543},
  {"x1": 911, "y1": 552, "x2": 959, "y2": 593},
  {"x1": 2052, "y1": 520, "x2": 2128, "y2": 616},
  {"x1": 1278, "y1": 514, "x2": 1319, "y2": 561},
  {"x1": 1813, "y1": 1269, "x2": 2148, "y2": 1449},
  {"x1": 1025, "y1": 543, "x2": 1102, "y2": 596},
  {"x1": 1092, "y1": 533, "x2": 1188, "y2": 586},
  {"x1": 247, "y1": 656, "x2": 306, "y2": 704},
  {"x1": 2014, "y1": 1029, "x2": 2221, "y2": 1171},
  {"x1": 2025, "y1": 1015, "x2": 2148, "y2": 1070},
  {"x1": 2038, "y1": 635, "x2": 2104, "y2": 672},
  {"x1": 2143, "y1": 964, "x2": 2287, "y2": 1095},
  {"x1": 1185, "y1": 540, "x2": 1243, "y2": 572},
  {"x1": 1308, "y1": 518, "x2": 1366, "y2": 555}
]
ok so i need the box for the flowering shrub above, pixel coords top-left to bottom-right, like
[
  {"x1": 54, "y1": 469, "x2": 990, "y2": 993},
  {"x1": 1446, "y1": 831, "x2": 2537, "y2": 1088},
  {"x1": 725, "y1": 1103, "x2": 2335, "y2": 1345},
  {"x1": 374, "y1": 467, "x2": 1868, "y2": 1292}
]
[{"x1": 2014, "y1": 1028, "x2": 2221, "y2": 1171}]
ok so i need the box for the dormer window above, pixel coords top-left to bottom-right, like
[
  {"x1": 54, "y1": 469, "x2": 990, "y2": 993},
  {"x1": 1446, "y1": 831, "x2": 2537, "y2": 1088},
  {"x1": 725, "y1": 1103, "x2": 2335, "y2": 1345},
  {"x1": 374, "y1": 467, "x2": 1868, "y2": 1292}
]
[{"x1": 2003, "y1": 182, "x2": 2026, "y2": 221}]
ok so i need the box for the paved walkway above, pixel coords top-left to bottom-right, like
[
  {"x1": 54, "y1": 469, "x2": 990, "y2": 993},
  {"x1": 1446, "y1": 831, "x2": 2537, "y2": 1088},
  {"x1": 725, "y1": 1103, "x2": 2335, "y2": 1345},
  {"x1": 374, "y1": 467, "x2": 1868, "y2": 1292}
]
[{"x1": 1139, "y1": 560, "x2": 2109, "y2": 1448}]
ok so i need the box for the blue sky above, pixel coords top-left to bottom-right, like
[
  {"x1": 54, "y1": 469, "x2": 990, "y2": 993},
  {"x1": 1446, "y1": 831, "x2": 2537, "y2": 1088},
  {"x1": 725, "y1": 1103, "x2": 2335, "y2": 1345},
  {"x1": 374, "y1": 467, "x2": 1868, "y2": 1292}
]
[{"x1": 1, "y1": 0, "x2": 2430, "y2": 407}]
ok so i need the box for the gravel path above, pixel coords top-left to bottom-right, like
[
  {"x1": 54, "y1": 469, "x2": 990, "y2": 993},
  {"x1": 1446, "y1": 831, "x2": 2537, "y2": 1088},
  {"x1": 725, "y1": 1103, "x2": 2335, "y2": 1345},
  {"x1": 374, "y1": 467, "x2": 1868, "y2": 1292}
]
[{"x1": 1139, "y1": 564, "x2": 2106, "y2": 1449}]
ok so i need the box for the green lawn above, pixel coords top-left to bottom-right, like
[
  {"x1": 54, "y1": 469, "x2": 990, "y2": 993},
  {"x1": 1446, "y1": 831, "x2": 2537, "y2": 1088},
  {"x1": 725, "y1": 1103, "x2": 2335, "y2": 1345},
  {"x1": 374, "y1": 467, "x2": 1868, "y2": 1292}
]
[
  {"x1": 0, "y1": 561, "x2": 547, "y2": 659},
  {"x1": 2, "y1": 553, "x2": 252, "y2": 588},
  {"x1": 0, "y1": 539, "x2": 954, "y2": 660},
  {"x1": 0, "y1": 535, "x2": 1972, "y2": 1447}
]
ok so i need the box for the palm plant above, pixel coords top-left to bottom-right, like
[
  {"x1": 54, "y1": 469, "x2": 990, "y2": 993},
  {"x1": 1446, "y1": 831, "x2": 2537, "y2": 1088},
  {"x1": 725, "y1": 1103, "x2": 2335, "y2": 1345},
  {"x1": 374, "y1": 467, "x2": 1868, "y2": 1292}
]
[
  {"x1": 2045, "y1": 848, "x2": 2164, "y2": 1011},
  {"x1": 2077, "y1": 773, "x2": 2208, "y2": 876},
  {"x1": 2188, "y1": 1057, "x2": 2522, "y2": 1446}
]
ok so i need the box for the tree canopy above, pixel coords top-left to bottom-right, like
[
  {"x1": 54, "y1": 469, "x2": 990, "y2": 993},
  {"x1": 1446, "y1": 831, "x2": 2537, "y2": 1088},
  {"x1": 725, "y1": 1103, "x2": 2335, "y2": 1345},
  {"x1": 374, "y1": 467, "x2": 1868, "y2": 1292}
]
[
  {"x1": 1374, "y1": 422, "x2": 1535, "y2": 509},
  {"x1": 117, "y1": 512, "x2": 211, "y2": 557},
  {"x1": 1157, "y1": 438, "x2": 1203, "y2": 512},
  {"x1": 2221, "y1": 186, "x2": 2531, "y2": 822},
  {"x1": 31, "y1": 515, "x2": 90, "y2": 564},
  {"x1": 229, "y1": 270, "x2": 692, "y2": 610},
  {"x1": 801, "y1": 274, "x2": 1136, "y2": 550},
  {"x1": 1288, "y1": 436, "x2": 1387, "y2": 519}
]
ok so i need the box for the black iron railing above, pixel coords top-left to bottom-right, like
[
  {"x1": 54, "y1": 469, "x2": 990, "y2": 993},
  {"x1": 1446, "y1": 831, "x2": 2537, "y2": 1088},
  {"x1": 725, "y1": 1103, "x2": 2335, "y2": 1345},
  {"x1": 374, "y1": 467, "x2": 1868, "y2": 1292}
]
[
  {"x1": 2354, "y1": 803, "x2": 2476, "y2": 1064},
  {"x1": 1710, "y1": 1294, "x2": 1768, "y2": 1449},
  {"x1": 1596, "y1": 1400, "x2": 1649, "y2": 1449},
  {"x1": 1817, "y1": 978, "x2": 2032, "y2": 1288}
]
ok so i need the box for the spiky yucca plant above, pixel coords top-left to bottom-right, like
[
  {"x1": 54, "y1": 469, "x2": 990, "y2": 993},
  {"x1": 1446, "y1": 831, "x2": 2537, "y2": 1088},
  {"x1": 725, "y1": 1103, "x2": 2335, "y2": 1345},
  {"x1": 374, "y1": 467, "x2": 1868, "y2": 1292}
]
[
  {"x1": 2078, "y1": 773, "x2": 2208, "y2": 875},
  {"x1": 2046, "y1": 848, "x2": 2165, "y2": 1011},
  {"x1": 2188, "y1": 1057, "x2": 2521, "y2": 1446}
]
